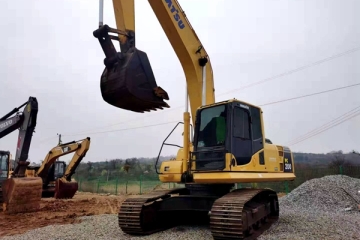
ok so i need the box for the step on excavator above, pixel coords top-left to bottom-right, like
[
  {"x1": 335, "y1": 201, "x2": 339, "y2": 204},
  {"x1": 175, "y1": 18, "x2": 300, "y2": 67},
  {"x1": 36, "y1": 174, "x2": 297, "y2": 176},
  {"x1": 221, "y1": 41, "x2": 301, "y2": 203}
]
[
  {"x1": 0, "y1": 97, "x2": 43, "y2": 213},
  {"x1": 25, "y1": 137, "x2": 91, "y2": 199},
  {"x1": 93, "y1": 0, "x2": 296, "y2": 239}
]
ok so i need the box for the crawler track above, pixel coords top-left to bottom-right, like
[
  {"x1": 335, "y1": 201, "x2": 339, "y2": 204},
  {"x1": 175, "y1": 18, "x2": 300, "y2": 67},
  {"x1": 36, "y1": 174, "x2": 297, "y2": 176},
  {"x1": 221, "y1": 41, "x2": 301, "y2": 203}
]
[
  {"x1": 210, "y1": 188, "x2": 279, "y2": 240},
  {"x1": 0, "y1": 188, "x2": 3, "y2": 203},
  {"x1": 119, "y1": 187, "x2": 279, "y2": 239},
  {"x1": 118, "y1": 188, "x2": 186, "y2": 235}
]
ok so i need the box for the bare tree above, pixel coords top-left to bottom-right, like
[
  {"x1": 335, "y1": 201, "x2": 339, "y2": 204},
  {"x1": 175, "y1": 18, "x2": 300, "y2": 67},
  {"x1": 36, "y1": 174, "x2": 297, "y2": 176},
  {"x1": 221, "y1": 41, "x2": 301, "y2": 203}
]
[
  {"x1": 352, "y1": 150, "x2": 360, "y2": 156},
  {"x1": 328, "y1": 154, "x2": 349, "y2": 168}
]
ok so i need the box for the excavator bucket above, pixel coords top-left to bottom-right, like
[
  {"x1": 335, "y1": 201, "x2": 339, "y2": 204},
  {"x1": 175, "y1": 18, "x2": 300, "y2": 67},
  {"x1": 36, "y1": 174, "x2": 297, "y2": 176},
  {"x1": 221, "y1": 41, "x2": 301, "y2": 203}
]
[
  {"x1": 54, "y1": 178, "x2": 78, "y2": 199},
  {"x1": 2, "y1": 177, "x2": 42, "y2": 213},
  {"x1": 94, "y1": 25, "x2": 170, "y2": 113},
  {"x1": 100, "y1": 48, "x2": 170, "y2": 113}
]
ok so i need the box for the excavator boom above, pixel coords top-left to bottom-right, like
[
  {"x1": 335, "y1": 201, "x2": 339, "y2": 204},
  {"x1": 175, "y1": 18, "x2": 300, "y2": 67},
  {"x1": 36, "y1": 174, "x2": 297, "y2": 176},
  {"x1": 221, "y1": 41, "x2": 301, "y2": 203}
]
[{"x1": 149, "y1": 0, "x2": 215, "y2": 121}]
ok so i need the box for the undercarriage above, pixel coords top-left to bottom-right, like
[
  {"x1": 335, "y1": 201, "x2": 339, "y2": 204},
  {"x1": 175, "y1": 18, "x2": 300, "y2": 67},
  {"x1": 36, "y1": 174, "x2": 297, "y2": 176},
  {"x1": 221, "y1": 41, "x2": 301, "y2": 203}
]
[{"x1": 118, "y1": 184, "x2": 279, "y2": 240}]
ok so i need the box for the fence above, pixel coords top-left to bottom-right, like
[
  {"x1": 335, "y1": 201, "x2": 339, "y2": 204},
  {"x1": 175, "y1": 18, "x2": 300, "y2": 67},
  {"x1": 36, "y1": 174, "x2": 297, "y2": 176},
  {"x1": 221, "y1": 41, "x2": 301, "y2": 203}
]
[{"x1": 75, "y1": 165, "x2": 360, "y2": 196}]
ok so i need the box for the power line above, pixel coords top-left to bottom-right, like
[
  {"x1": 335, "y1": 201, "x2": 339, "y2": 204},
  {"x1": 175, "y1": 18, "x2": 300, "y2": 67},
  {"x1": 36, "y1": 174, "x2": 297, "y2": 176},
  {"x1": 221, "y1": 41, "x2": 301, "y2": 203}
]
[
  {"x1": 62, "y1": 121, "x2": 179, "y2": 137},
  {"x1": 287, "y1": 106, "x2": 360, "y2": 145},
  {"x1": 65, "y1": 105, "x2": 184, "y2": 136},
  {"x1": 70, "y1": 82, "x2": 360, "y2": 136},
  {"x1": 217, "y1": 46, "x2": 360, "y2": 97},
  {"x1": 259, "y1": 83, "x2": 360, "y2": 106},
  {"x1": 37, "y1": 82, "x2": 360, "y2": 141},
  {"x1": 288, "y1": 110, "x2": 360, "y2": 146},
  {"x1": 60, "y1": 46, "x2": 359, "y2": 136},
  {"x1": 287, "y1": 106, "x2": 360, "y2": 146}
]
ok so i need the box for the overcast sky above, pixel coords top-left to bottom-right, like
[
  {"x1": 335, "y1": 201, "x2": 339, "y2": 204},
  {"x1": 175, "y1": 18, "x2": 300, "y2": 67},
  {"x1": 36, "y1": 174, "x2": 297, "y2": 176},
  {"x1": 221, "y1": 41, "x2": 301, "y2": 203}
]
[{"x1": 0, "y1": 0, "x2": 359, "y2": 163}]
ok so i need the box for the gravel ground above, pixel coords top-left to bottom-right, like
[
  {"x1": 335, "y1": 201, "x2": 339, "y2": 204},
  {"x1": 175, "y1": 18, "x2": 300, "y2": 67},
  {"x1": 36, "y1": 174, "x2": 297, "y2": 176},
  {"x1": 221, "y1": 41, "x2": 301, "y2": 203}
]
[{"x1": 1, "y1": 175, "x2": 360, "y2": 240}]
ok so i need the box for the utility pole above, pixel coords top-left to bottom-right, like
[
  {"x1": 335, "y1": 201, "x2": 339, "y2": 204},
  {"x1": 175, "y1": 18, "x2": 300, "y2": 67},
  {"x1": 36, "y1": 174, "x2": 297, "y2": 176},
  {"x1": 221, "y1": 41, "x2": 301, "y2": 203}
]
[
  {"x1": 57, "y1": 133, "x2": 62, "y2": 161},
  {"x1": 57, "y1": 133, "x2": 62, "y2": 145}
]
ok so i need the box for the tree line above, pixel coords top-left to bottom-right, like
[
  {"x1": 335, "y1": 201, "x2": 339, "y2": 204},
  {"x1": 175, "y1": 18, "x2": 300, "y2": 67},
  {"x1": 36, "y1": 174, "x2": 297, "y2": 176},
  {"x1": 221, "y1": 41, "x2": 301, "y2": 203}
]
[{"x1": 71, "y1": 150, "x2": 360, "y2": 181}]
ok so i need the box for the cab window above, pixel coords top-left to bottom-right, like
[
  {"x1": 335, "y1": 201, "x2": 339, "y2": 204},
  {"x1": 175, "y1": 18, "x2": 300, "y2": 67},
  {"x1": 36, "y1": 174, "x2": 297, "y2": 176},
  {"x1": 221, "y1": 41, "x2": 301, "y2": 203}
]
[{"x1": 233, "y1": 107, "x2": 250, "y2": 139}]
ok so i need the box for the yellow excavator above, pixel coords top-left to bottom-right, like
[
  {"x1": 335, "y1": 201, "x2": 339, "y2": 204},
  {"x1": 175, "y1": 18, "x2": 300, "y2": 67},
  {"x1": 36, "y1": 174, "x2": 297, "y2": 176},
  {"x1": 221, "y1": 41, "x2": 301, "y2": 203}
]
[
  {"x1": 93, "y1": 0, "x2": 296, "y2": 239},
  {"x1": 25, "y1": 137, "x2": 91, "y2": 199}
]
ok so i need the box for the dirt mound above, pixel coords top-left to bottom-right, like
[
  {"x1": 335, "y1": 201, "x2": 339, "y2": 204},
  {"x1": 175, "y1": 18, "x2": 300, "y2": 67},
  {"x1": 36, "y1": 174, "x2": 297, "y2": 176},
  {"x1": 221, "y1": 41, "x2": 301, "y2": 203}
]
[{"x1": 0, "y1": 192, "x2": 126, "y2": 237}]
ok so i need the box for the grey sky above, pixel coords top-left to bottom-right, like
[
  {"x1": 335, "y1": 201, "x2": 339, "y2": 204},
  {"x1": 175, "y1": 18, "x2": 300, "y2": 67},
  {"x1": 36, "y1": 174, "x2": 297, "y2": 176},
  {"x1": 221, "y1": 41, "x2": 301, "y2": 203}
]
[{"x1": 0, "y1": 0, "x2": 359, "y2": 163}]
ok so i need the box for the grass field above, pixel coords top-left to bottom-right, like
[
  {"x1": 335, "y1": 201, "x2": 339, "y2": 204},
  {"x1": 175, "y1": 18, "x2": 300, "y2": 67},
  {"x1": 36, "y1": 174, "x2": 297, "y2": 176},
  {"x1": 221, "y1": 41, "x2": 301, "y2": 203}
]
[
  {"x1": 78, "y1": 179, "x2": 289, "y2": 197},
  {"x1": 78, "y1": 180, "x2": 184, "y2": 195}
]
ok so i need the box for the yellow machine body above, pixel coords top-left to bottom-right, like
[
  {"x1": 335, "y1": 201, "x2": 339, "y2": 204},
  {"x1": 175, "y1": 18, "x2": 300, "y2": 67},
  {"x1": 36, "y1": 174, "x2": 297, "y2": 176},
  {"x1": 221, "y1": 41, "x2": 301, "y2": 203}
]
[
  {"x1": 159, "y1": 99, "x2": 296, "y2": 184},
  {"x1": 94, "y1": 0, "x2": 296, "y2": 239}
]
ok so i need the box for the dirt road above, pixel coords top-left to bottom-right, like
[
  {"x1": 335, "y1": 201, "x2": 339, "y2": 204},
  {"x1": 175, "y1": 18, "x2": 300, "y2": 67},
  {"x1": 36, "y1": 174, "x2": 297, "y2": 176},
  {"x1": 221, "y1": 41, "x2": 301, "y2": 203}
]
[{"x1": 0, "y1": 192, "x2": 126, "y2": 237}]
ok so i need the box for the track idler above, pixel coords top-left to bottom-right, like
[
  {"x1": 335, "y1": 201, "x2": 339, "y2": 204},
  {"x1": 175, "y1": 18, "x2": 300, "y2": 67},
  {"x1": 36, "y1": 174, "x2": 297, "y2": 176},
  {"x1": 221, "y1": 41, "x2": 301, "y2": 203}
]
[
  {"x1": 93, "y1": 25, "x2": 170, "y2": 113},
  {"x1": 54, "y1": 178, "x2": 78, "y2": 199},
  {"x1": 2, "y1": 177, "x2": 43, "y2": 213}
]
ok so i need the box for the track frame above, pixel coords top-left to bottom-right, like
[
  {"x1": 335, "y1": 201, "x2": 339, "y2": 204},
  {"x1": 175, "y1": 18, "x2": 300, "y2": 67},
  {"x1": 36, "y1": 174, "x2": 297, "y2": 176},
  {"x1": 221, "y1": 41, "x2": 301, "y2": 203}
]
[{"x1": 118, "y1": 184, "x2": 279, "y2": 240}]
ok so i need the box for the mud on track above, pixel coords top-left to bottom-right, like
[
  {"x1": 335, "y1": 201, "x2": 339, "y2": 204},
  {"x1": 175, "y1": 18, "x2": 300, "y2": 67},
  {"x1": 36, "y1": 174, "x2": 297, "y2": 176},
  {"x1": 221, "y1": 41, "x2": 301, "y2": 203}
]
[{"x1": 0, "y1": 192, "x2": 127, "y2": 237}]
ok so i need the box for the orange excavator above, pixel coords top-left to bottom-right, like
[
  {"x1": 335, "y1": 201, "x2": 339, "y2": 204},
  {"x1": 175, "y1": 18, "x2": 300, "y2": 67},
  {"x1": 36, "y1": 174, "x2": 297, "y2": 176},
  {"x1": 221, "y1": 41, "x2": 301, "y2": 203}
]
[{"x1": 93, "y1": 0, "x2": 296, "y2": 239}]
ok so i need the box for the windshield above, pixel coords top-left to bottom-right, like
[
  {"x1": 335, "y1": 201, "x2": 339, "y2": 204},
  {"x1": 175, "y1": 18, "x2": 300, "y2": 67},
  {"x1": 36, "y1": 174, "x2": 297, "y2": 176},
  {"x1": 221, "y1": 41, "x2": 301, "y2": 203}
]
[
  {"x1": 0, "y1": 153, "x2": 9, "y2": 178},
  {"x1": 55, "y1": 162, "x2": 65, "y2": 176},
  {"x1": 196, "y1": 104, "x2": 227, "y2": 148}
]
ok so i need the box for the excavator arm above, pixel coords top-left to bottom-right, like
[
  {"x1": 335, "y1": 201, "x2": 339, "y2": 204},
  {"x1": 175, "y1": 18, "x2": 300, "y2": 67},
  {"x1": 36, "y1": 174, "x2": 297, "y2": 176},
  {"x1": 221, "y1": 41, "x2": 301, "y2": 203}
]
[
  {"x1": 0, "y1": 97, "x2": 38, "y2": 176},
  {"x1": 94, "y1": 0, "x2": 217, "y2": 174},
  {"x1": 61, "y1": 137, "x2": 90, "y2": 182},
  {"x1": 37, "y1": 139, "x2": 87, "y2": 179},
  {"x1": 94, "y1": 0, "x2": 214, "y2": 123}
]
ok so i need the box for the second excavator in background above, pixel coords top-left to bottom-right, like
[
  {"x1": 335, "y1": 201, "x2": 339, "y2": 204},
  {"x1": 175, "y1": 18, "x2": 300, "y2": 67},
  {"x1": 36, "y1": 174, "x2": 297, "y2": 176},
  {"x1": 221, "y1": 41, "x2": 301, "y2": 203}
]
[
  {"x1": 94, "y1": 0, "x2": 296, "y2": 239},
  {"x1": 25, "y1": 137, "x2": 91, "y2": 199},
  {"x1": 0, "y1": 96, "x2": 43, "y2": 213}
]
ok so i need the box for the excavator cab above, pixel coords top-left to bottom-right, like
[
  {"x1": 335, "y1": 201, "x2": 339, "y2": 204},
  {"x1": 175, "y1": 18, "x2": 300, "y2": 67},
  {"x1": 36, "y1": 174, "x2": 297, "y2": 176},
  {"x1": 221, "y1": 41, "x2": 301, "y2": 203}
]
[
  {"x1": 53, "y1": 161, "x2": 65, "y2": 180},
  {"x1": 0, "y1": 151, "x2": 10, "y2": 203},
  {"x1": 193, "y1": 101, "x2": 266, "y2": 170},
  {"x1": 93, "y1": 25, "x2": 170, "y2": 113}
]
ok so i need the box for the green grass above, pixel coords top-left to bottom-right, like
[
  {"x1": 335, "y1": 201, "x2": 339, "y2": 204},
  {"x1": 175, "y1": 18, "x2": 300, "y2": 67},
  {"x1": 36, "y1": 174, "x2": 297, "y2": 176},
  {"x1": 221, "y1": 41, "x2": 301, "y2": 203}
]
[{"x1": 78, "y1": 180, "x2": 184, "y2": 195}]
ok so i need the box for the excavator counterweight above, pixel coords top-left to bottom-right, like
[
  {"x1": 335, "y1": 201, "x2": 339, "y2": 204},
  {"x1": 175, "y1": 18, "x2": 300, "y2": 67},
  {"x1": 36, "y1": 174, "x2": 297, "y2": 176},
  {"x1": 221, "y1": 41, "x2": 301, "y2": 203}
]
[{"x1": 93, "y1": 25, "x2": 170, "y2": 113}]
